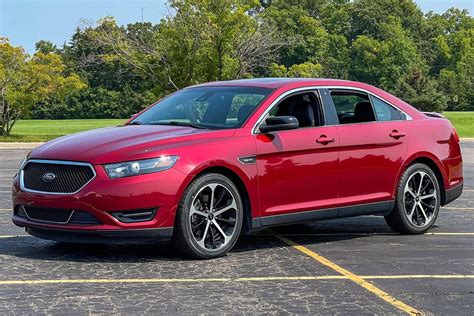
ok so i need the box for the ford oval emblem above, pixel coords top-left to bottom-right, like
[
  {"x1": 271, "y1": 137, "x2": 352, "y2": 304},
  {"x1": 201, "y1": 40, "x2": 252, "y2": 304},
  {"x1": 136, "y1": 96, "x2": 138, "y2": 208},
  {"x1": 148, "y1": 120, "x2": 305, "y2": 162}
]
[{"x1": 42, "y1": 172, "x2": 56, "y2": 183}]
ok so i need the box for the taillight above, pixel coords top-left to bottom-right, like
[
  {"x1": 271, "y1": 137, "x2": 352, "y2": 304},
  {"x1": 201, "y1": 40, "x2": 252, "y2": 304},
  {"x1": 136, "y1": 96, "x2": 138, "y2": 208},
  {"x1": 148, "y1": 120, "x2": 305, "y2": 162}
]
[{"x1": 451, "y1": 126, "x2": 460, "y2": 143}]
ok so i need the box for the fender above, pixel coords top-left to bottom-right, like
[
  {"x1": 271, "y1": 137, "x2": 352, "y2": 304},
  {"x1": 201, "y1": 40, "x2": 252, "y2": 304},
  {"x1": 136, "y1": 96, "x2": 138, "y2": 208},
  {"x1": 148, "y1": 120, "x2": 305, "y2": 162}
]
[
  {"x1": 172, "y1": 158, "x2": 259, "y2": 220},
  {"x1": 394, "y1": 151, "x2": 448, "y2": 196}
]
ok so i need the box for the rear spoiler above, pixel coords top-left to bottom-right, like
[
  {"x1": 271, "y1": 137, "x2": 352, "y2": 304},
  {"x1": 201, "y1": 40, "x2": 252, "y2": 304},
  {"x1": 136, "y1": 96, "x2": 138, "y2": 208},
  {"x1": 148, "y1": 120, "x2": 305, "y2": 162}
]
[{"x1": 423, "y1": 112, "x2": 445, "y2": 119}]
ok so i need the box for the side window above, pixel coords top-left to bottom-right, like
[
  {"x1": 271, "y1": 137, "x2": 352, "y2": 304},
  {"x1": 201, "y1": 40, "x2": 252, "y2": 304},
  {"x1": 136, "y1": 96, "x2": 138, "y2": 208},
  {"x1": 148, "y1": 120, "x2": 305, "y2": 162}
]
[
  {"x1": 330, "y1": 90, "x2": 375, "y2": 124},
  {"x1": 268, "y1": 92, "x2": 324, "y2": 128},
  {"x1": 370, "y1": 96, "x2": 405, "y2": 121},
  {"x1": 227, "y1": 94, "x2": 266, "y2": 125}
]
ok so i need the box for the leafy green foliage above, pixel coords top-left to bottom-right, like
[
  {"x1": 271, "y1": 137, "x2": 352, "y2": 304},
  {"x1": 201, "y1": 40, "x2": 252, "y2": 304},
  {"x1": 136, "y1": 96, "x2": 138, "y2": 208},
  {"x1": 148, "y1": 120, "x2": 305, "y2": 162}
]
[
  {"x1": 395, "y1": 67, "x2": 447, "y2": 112},
  {"x1": 1, "y1": 0, "x2": 473, "y2": 132},
  {"x1": 0, "y1": 38, "x2": 85, "y2": 135}
]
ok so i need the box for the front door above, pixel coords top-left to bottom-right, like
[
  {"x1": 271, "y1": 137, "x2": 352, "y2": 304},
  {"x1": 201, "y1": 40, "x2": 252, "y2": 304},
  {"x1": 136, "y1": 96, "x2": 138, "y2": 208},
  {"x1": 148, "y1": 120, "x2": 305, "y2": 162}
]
[{"x1": 255, "y1": 90, "x2": 340, "y2": 224}]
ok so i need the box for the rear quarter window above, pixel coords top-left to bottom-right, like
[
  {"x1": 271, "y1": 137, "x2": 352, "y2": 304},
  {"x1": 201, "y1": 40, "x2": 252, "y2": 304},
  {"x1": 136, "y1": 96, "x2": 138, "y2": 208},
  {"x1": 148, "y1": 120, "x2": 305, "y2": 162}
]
[{"x1": 370, "y1": 96, "x2": 405, "y2": 121}]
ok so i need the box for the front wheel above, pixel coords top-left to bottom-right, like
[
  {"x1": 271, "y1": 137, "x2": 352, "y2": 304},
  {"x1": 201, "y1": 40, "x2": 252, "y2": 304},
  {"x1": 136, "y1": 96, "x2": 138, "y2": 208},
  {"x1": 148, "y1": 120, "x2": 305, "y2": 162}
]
[
  {"x1": 385, "y1": 163, "x2": 441, "y2": 234},
  {"x1": 172, "y1": 173, "x2": 243, "y2": 259}
]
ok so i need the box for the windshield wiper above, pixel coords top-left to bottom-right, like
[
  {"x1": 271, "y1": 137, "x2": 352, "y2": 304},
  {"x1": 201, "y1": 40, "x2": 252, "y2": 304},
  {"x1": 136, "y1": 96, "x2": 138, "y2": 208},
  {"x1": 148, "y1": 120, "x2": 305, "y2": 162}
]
[
  {"x1": 128, "y1": 121, "x2": 142, "y2": 125},
  {"x1": 150, "y1": 121, "x2": 207, "y2": 129}
]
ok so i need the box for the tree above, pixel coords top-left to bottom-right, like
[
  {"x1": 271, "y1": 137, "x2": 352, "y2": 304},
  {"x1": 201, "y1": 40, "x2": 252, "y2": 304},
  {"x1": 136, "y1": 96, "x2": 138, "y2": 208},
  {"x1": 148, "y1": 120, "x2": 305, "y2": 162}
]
[
  {"x1": 91, "y1": 1, "x2": 283, "y2": 94},
  {"x1": 269, "y1": 61, "x2": 323, "y2": 77},
  {"x1": 262, "y1": 4, "x2": 327, "y2": 67},
  {"x1": 0, "y1": 38, "x2": 85, "y2": 135},
  {"x1": 350, "y1": 18, "x2": 421, "y2": 92},
  {"x1": 3, "y1": 0, "x2": 473, "y2": 124},
  {"x1": 395, "y1": 66, "x2": 447, "y2": 112},
  {"x1": 0, "y1": 38, "x2": 28, "y2": 135},
  {"x1": 431, "y1": 21, "x2": 473, "y2": 110},
  {"x1": 350, "y1": 0, "x2": 424, "y2": 41},
  {"x1": 35, "y1": 40, "x2": 60, "y2": 54}
]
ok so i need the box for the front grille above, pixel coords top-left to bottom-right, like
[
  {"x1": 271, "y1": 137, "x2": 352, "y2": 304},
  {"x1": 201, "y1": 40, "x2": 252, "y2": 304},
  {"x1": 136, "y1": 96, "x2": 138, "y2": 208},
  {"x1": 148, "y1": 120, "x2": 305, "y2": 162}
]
[
  {"x1": 17, "y1": 205, "x2": 102, "y2": 225},
  {"x1": 22, "y1": 205, "x2": 73, "y2": 224},
  {"x1": 22, "y1": 160, "x2": 95, "y2": 194}
]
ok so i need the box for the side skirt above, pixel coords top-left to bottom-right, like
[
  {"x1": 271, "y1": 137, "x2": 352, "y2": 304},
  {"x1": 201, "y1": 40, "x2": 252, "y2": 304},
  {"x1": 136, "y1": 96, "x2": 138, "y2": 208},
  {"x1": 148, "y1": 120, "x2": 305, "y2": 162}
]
[{"x1": 250, "y1": 200, "x2": 394, "y2": 230}]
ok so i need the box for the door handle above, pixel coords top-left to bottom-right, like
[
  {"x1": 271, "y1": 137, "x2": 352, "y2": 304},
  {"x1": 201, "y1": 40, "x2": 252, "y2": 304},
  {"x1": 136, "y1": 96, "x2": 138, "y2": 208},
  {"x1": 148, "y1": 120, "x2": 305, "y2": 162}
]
[
  {"x1": 389, "y1": 130, "x2": 406, "y2": 139},
  {"x1": 316, "y1": 135, "x2": 335, "y2": 144}
]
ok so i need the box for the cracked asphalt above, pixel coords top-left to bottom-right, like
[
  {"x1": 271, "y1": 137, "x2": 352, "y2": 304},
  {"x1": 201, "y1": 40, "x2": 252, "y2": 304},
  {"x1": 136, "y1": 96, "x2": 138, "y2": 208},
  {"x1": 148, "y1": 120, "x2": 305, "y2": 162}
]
[{"x1": 0, "y1": 141, "x2": 473, "y2": 315}]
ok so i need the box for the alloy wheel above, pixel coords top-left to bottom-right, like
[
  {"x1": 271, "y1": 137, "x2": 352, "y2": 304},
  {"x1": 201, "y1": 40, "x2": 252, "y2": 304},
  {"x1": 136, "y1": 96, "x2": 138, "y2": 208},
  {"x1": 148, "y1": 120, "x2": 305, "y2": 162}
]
[
  {"x1": 189, "y1": 183, "x2": 239, "y2": 250},
  {"x1": 403, "y1": 171, "x2": 438, "y2": 228}
]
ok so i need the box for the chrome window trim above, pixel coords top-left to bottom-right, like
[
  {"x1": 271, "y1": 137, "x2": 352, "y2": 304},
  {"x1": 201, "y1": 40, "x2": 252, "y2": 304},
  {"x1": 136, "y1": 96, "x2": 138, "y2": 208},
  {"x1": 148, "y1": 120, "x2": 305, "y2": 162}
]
[
  {"x1": 252, "y1": 86, "x2": 412, "y2": 134},
  {"x1": 20, "y1": 159, "x2": 97, "y2": 195}
]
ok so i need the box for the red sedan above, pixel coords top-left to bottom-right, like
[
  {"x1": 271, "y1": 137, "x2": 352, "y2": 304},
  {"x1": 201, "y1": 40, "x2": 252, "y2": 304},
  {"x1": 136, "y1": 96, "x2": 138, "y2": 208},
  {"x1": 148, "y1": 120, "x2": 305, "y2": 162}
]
[{"x1": 12, "y1": 78, "x2": 463, "y2": 259}]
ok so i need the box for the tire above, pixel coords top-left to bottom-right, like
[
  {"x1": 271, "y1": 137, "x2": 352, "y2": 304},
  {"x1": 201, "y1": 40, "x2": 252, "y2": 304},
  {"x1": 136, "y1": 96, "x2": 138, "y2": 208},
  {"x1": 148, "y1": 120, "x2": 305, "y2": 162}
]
[
  {"x1": 385, "y1": 163, "x2": 441, "y2": 234},
  {"x1": 172, "y1": 173, "x2": 243, "y2": 259}
]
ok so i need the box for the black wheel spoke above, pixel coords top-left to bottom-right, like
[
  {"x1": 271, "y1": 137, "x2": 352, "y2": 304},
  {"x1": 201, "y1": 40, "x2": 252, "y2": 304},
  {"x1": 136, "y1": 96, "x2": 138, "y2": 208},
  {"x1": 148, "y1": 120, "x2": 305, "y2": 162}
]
[
  {"x1": 215, "y1": 217, "x2": 236, "y2": 225},
  {"x1": 214, "y1": 188, "x2": 226, "y2": 209},
  {"x1": 209, "y1": 225, "x2": 216, "y2": 248},
  {"x1": 191, "y1": 217, "x2": 206, "y2": 230},
  {"x1": 420, "y1": 181, "x2": 431, "y2": 195}
]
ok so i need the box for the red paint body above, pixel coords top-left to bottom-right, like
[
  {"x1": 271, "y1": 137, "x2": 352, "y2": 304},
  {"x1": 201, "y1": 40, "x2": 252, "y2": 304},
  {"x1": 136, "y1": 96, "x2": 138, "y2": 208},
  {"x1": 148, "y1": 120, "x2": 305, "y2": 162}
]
[{"x1": 11, "y1": 79, "x2": 463, "y2": 239}]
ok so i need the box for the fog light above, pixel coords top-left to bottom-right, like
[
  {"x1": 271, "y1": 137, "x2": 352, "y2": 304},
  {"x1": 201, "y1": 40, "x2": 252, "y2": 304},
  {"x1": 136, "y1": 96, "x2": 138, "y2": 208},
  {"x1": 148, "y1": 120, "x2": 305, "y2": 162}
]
[{"x1": 109, "y1": 208, "x2": 157, "y2": 223}]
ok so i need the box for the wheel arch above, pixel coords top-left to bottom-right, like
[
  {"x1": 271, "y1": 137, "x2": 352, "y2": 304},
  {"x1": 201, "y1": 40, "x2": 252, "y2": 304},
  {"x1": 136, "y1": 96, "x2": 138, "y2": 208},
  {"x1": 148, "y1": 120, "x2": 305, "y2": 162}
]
[
  {"x1": 399, "y1": 153, "x2": 447, "y2": 205},
  {"x1": 176, "y1": 164, "x2": 254, "y2": 233}
]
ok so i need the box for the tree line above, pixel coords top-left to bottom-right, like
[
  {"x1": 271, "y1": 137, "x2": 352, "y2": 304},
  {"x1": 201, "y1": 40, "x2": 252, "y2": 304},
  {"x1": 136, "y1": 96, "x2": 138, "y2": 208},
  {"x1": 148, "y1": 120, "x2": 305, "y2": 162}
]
[{"x1": 0, "y1": 0, "x2": 472, "y2": 136}]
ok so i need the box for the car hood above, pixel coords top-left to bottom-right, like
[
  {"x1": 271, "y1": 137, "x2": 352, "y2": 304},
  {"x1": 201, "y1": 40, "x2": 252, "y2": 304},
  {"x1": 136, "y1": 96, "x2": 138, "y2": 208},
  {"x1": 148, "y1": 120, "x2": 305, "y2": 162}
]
[{"x1": 31, "y1": 125, "x2": 234, "y2": 164}]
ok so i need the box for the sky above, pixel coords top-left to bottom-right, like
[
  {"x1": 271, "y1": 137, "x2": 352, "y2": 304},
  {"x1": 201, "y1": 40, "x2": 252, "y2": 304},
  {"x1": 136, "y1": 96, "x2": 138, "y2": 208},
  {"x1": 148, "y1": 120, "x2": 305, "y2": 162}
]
[{"x1": 1, "y1": 0, "x2": 473, "y2": 54}]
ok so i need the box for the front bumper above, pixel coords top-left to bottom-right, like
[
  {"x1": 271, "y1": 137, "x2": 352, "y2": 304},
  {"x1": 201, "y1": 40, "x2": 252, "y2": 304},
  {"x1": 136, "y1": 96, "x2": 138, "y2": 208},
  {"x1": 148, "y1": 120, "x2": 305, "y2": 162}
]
[
  {"x1": 25, "y1": 226, "x2": 173, "y2": 243},
  {"x1": 12, "y1": 164, "x2": 187, "y2": 242}
]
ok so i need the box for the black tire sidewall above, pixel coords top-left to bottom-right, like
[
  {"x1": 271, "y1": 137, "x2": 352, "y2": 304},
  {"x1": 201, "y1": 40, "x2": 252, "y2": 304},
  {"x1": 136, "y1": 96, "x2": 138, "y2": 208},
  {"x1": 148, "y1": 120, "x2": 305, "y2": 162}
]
[
  {"x1": 395, "y1": 163, "x2": 441, "y2": 233},
  {"x1": 177, "y1": 173, "x2": 243, "y2": 259}
]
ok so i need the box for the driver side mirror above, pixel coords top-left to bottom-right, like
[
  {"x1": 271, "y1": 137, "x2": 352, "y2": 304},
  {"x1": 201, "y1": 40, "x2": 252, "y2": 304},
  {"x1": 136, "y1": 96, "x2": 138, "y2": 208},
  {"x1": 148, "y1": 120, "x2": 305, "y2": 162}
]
[{"x1": 259, "y1": 116, "x2": 299, "y2": 133}]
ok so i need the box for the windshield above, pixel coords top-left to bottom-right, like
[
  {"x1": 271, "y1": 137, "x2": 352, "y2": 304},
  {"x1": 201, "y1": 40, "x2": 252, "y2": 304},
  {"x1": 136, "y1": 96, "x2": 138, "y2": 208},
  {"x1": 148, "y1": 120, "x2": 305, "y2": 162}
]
[{"x1": 131, "y1": 86, "x2": 272, "y2": 129}]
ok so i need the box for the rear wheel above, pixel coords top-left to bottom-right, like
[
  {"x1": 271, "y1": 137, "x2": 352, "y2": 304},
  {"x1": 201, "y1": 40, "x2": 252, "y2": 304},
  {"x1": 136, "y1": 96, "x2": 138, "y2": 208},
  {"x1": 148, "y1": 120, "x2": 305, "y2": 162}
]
[
  {"x1": 385, "y1": 163, "x2": 441, "y2": 234},
  {"x1": 172, "y1": 173, "x2": 243, "y2": 259}
]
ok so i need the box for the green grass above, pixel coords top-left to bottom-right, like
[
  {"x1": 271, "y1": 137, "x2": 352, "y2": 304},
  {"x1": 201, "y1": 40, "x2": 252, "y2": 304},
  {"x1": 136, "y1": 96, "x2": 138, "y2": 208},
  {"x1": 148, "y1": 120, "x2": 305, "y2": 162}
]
[
  {"x1": 0, "y1": 119, "x2": 126, "y2": 142},
  {"x1": 443, "y1": 112, "x2": 474, "y2": 138},
  {"x1": 0, "y1": 112, "x2": 472, "y2": 142}
]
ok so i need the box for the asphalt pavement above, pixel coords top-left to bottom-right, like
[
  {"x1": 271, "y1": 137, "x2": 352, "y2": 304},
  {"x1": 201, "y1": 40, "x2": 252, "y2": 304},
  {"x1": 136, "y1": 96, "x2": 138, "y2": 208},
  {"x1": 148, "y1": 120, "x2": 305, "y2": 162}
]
[{"x1": 0, "y1": 142, "x2": 472, "y2": 314}]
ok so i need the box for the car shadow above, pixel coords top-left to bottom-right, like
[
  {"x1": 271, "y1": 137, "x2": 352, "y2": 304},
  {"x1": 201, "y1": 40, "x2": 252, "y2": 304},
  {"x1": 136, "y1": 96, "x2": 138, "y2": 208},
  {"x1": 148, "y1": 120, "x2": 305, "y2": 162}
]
[{"x1": 0, "y1": 216, "x2": 427, "y2": 263}]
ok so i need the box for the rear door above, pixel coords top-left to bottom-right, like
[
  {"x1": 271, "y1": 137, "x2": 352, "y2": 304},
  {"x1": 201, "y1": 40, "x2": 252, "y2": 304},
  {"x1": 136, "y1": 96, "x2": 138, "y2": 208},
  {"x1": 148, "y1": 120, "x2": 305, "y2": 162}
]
[{"x1": 325, "y1": 88, "x2": 409, "y2": 212}]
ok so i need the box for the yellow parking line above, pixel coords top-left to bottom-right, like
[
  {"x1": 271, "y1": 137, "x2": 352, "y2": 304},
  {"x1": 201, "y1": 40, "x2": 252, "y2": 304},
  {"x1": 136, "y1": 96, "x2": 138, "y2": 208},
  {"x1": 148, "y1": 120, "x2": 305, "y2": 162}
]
[
  {"x1": 0, "y1": 276, "x2": 347, "y2": 285},
  {"x1": 0, "y1": 278, "x2": 231, "y2": 285},
  {"x1": 2, "y1": 232, "x2": 472, "y2": 240},
  {"x1": 443, "y1": 206, "x2": 474, "y2": 210},
  {"x1": 425, "y1": 232, "x2": 474, "y2": 236},
  {"x1": 363, "y1": 275, "x2": 474, "y2": 280},
  {"x1": 250, "y1": 232, "x2": 474, "y2": 237},
  {"x1": 0, "y1": 235, "x2": 27, "y2": 239},
  {"x1": 235, "y1": 276, "x2": 346, "y2": 281},
  {"x1": 273, "y1": 233, "x2": 421, "y2": 316},
  {"x1": 0, "y1": 274, "x2": 472, "y2": 286}
]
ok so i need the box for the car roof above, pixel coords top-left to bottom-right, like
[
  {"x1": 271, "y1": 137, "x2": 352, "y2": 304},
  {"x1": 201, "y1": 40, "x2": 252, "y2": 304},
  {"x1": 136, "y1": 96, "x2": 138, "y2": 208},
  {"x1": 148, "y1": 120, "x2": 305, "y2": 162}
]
[
  {"x1": 193, "y1": 78, "x2": 362, "y2": 89},
  {"x1": 189, "y1": 78, "x2": 424, "y2": 120}
]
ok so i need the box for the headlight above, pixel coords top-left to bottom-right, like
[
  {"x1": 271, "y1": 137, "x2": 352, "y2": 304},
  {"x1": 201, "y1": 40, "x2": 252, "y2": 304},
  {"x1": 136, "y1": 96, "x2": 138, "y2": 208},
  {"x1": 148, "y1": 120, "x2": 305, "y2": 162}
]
[{"x1": 104, "y1": 156, "x2": 179, "y2": 178}]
